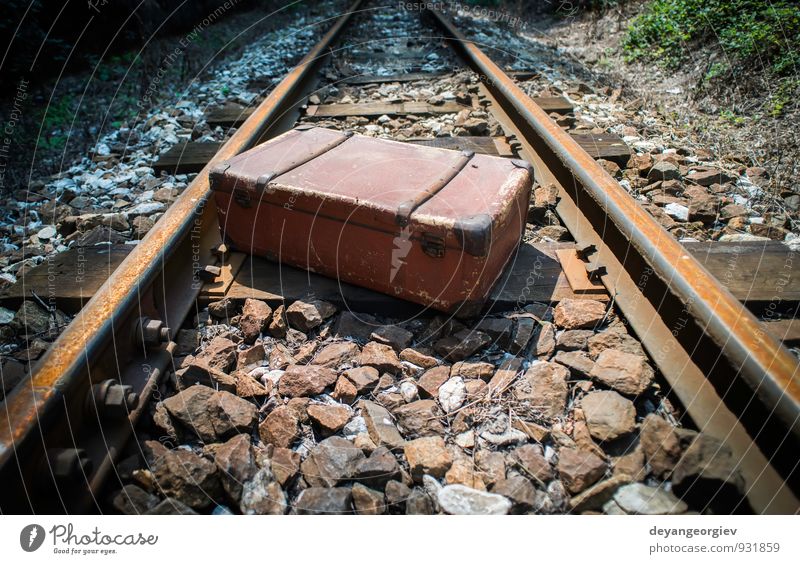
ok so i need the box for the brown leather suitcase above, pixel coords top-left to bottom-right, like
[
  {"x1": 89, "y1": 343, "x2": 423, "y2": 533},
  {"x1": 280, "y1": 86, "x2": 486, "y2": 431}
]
[{"x1": 209, "y1": 126, "x2": 533, "y2": 315}]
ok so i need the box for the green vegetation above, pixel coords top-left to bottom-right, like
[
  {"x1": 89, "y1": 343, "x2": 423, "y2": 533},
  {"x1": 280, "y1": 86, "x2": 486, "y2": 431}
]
[{"x1": 624, "y1": 0, "x2": 800, "y2": 75}]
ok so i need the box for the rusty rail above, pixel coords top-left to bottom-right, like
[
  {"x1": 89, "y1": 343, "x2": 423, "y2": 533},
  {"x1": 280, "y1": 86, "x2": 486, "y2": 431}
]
[
  {"x1": 0, "y1": 0, "x2": 363, "y2": 512},
  {"x1": 427, "y1": 9, "x2": 798, "y2": 513}
]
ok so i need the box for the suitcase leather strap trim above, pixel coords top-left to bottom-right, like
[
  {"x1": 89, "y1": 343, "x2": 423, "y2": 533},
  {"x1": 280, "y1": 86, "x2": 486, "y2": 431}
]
[
  {"x1": 395, "y1": 150, "x2": 475, "y2": 227},
  {"x1": 210, "y1": 128, "x2": 353, "y2": 207}
]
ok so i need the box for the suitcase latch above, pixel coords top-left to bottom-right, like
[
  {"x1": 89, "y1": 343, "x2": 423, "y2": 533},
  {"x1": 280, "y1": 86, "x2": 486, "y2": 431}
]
[
  {"x1": 233, "y1": 189, "x2": 251, "y2": 208},
  {"x1": 421, "y1": 233, "x2": 445, "y2": 258}
]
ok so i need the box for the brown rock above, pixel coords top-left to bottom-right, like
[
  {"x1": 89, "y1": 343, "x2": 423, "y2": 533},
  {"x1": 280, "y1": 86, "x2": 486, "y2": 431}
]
[
  {"x1": 239, "y1": 298, "x2": 272, "y2": 343},
  {"x1": 295, "y1": 487, "x2": 353, "y2": 514},
  {"x1": 451, "y1": 361, "x2": 494, "y2": 380},
  {"x1": 195, "y1": 336, "x2": 237, "y2": 372},
  {"x1": 491, "y1": 476, "x2": 537, "y2": 511},
  {"x1": 613, "y1": 446, "x2": 646, "y2": 480},
  {"x1": 240, "y1": 472, "x2": 286, "y2": 515},
  {"x1": 311, "y1": 341, "x2": 359, "y2": 368},
  {"x1": 332, "y1": 375, "x2": 358, "y2": 404},
  {"x1": 581, "y1": 390, "x2": 637, "y2": 441},
  {"x1": 445, "y1": 458, "x2": 486, "y2": 490},
  {"x1": 302, "y1": 436, "x2": 365, "y2": 487},
  {"x1": 509, "y1": 317, "x2": 536, "y2": 354},
  {"x1": 510, "y1": 444, "x2": 553, "y2": 483},
  {"x1": 639, "y1": 414, "x2": 692, "y2": 478},
  {"x1": 259, "y1": 406, "x2": 300, "y2": 448},
  {"x1": 352, "y1": 483, "x2": 385, "y2": 515},
  {"x1": 464, "y1": 379, "x2": 487, "y2": 399},
  {"x1": 342, "y1": 365, "x2": 380, "y2": 393},
  {"x1": 393, "y1": 399, "x2": 445, "y2": 437},
  {"x1": 293, "y1": 340, "x2": 318, "y2": 364},
  {"x1": 513, "y1": 361, "x2": 569, "y2": 420},
  {"x1": 569, "y1": 474, "x2": 632, "y2": 513},
  {"x1": 533, "y1": 322, "x2": 556, "y2": 357},
  {"x1": 162, "y1": 386, "x2": 257, "y2": 443},
  {"x1": 278, "y1": 365, "x2": 338, "y2": 397},
  {"x1": 307, "y1": 403, "x2": 352, "y2": 436},
  {"x1": 671, "y1": 433, "x2": 745, "y2": 502},
  {"x1": 175, "y1": 329, "x2": 200, "y2": 356},
  {"x1": 270, "y1": 447, "x2": 301, "y2": 487},
  {"x1": 385, "y1": 480, "x2": 412, "y2": 512},
  {"x1": 486, "y1": 357, "x2": 523, "y2": 397},
  {"x1": 474, "y1": 317, "x2": 513, "y2": 349},
  {"x1": 175, "y1": 359, "x2": 236, "y2": 392},
  {"x1": 353, "y1": 446, "x2": 402, "y2": 488},
  {"x1": 553, "y1": 350, "x2": 595, "y2": 378},
  {"x1": 361, "y1": 400, "x2": 405, "y2": 450},
  {"x1": 111, "y1": 484, "x2": 159, "y2": 515},
  {"x1": 404, "y1": 436, "x2": 452, "y2": 480},
  {"x1": 513, "y1": 419, "x2": 550, "y2": 442},
  {"x1": 237, "y1": 344, "x2": 265, "y2": 371},
  {"x1": 399, "y1": 348, "x2": 438, "y2": 368},
  {"x1": 234, "y1": 371, "x2": 270, "y2": 399},
  {"x1": 152, "y1": 448, "x2": 223, "y2": 509},
  {"x1": 370, "y1": 325, "x2": 414, "y2": 351},
  {"x1": 590, "y1": 349, "x2": 654, "y2": 395},
  {"x1": 286, "y1": 397, "x2": 311, "y2": 423},
  {"x1": 268, "y1": 304, "x2": 287, "y2": 338},
  {"x1": 433, "y1": 329, "x2": 491, "y2": 361},
  {"x1": 406, "y1": 489, "x2": 435, "y2": 514},
  {"x1": 553, "y1": 299, "x2": 606, "y2": 330},
  {"x1": 207, "y1": 297, "x2": 235, "y2": 319},
  {"x1": 475, "y1": 450, "x2": 506, "y2": 487},
  {"x1": 286, "y1": 299, "x2": 336, "y2": 331},
  {"x1": 557, "y1": 447, "x2": 607, "y2": 494},
  {"x1": 333, "y1": 311, "x2": 377, "y2": 341},
  {"x1": 268, "y1": 343, "x2": 295, "y2": 369},
  {"x1": 647, "y1": 160, "x2": 681, "y2": 182},
  {"x1": 556, "y1": 329, "x2": 593, "y2": 351},
  {"x1": 359, "y1": 341, "x2": 402, "y2": 374},
  {"x1": 587, "y1": 330, "x2": 644, "y2": 358},
  {"x1": 214, "y1": 434, "x2": 257, "y2": 501},
  {"x1": 685, "y1": 168, "x2": 735, "y2": 186},
  {"x1": 417, "y1": 365, "x2": 450, "y2": 398}
]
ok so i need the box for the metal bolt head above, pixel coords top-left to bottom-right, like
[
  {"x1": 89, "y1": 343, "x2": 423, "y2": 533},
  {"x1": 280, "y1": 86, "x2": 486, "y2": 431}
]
[
  {"x1": 88, "y1": 379, "x2": 139, "y2": 418},
  {"x1": 47, "y1": 448, "x2": 93, "y2": 481}
]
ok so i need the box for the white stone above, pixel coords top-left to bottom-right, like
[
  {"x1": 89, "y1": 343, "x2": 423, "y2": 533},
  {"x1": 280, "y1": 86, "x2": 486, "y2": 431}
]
[
  {"x1": 664, "y1": 202, "x2": 689, "y2": 221},
  {"x1": 613, "y1": 483, "x2": 688, "y2": 515},
  {"x1": 36, "y1": 226, "x2": 56, "y2": 240},
  {"x1": 437, "y1": 485, "x2": 512, "y2": 515},
  {"x1": 438, "y1": 376, "x2": 466, "y2": 413},
  {"x1": 718, "y1": 233, "x2": 770, "y2": 242},
  {"x1": 399, "y1": 380, "x2": 419, "y2": 403},
  {"x1": 342, "y1": 416, "x2": 367, "y2": 438},
  {"x1": 455, "y1": 430, "x2": 475, "y2": 449}
]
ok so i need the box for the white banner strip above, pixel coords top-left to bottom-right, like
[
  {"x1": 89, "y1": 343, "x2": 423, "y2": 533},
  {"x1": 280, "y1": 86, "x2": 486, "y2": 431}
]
[{"x1": 1, "y1": 515, "x2": 797, "y2": 562}]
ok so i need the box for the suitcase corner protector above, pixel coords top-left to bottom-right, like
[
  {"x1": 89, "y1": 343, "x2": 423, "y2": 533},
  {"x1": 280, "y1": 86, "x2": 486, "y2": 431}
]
[{"x1": 454, "y1": 213, "x2": 493, "y2": 257}]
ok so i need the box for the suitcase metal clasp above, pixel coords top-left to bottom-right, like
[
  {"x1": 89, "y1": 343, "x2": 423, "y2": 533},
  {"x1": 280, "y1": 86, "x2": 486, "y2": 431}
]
[
  {"x1": 421, "y1": 233, "x2": 445, "y2": 258},
  {"x1": 233, "y1": 189, "x2": 251, "y2": 208}
]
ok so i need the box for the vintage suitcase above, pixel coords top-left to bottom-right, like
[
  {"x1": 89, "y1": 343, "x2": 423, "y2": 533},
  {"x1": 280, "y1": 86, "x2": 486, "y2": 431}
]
[{"x1": 209, "y1": 126, "x2": 533, "y2": 315}]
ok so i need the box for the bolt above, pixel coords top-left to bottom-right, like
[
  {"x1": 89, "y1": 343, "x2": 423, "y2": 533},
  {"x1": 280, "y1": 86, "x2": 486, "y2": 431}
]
[
  {"x1": 87, "y1": 379, "x2": 139, "y2": 418},
  {"x1": 136, "y1": 317, "x2": 170, "y2": 348},
  {"x1": 47, "y1": 448, "x2": 92, "y2": 482}
]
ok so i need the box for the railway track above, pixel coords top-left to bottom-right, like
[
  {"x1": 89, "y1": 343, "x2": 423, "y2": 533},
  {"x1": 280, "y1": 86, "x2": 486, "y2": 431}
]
[{"x1": 0, "y1": 1, "x2": 797, "y2": 515}]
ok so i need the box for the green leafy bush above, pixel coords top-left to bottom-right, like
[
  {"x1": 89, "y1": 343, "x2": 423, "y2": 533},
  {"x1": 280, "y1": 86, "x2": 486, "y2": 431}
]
[{"x1": 624, "y1": 0, "x2": 800, "y2": 76}]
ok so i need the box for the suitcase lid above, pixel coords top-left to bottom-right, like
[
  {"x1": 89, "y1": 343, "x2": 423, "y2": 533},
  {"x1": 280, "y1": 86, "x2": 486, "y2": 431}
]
[{"x1": 210, "y1": 126, "x2": 533, "y2": 255}]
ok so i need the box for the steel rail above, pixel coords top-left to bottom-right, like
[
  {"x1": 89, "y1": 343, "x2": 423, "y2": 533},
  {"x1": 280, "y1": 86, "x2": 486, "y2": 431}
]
[
  {"x1": 0, "y1": 0, "x2": 362, "y2": 511},
  {"x1": 427, "y1": 9, "x2": 799, "y2": 513}
]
